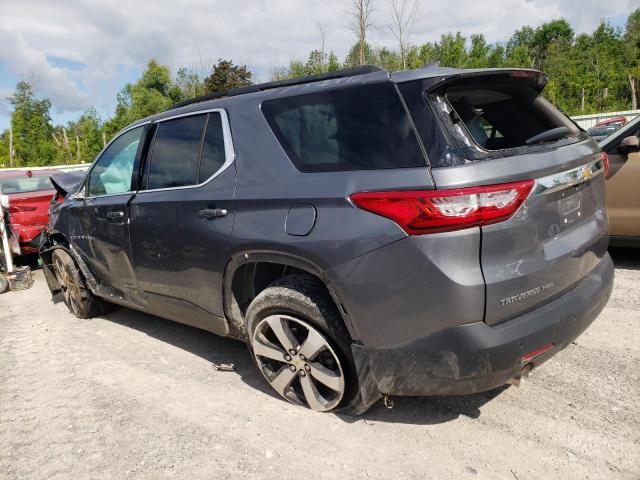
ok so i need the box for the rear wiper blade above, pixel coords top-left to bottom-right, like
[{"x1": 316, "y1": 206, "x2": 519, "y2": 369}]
[{"x1": 526, "y1": 127, "x2": 570, "y2": 145}]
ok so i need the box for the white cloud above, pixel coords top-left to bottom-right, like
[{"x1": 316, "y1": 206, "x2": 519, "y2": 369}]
[{"x1": 0, "y1": 0, "x2": 637, "y2": 121}]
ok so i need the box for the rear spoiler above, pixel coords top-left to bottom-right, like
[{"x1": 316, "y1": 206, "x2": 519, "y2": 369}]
[
  {"x1": 50, "y1": 172, "x2": 84, "y2": 198},
  {"x1": 391, "y1": 68, "x2": 549, "y2": 93}
]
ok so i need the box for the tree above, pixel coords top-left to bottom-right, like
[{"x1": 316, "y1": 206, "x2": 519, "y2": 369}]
[
  {"x1": 8, "y1": 81, "x2": 56, "y2": 167},
  {"x1": 437, "y1": 33, "x2": 468, "y2": 68},
  {"x1": 103, "y1": 59, "x2": 179, "y2": 139},
  {"x1": 174, "y1": 67, "x2": 205, "y2": 100},
  {"x1": 68, "y1": 107, "x2": 103, "y2": 164},
  {"x1": 203, "y1": 59, "x2": 252, "y2": 94},
  {"x1": 388, "y1": 0, "x2": 419, "y2": 70},
  {"x1": 348, "y1": 0, "x2": 375, "y2": 65},
  {"x1": 344, "y1": 41, "x2": 377, "y2": 67},
  {"x1": 625, "y1": 8, "x2": 640, "y2": 109},
  {"x1": 505, "y1": 26, "x2": 535, "y2": 67},
  {"x1": 466, "y1": 34, "x2": 491, "y2": 68},
  {"x1": 530, "y1": 19, "x2": 574, "y2": 68}
]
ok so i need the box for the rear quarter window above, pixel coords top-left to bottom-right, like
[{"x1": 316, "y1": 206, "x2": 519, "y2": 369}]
[{"x1": 262, "y1": 82, "x2": 426, "y2": 172}]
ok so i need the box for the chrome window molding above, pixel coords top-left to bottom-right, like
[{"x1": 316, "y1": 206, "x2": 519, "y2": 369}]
[
  {"x1": 135, "y1": 108, "x2": 235, "y2": 195},
  {"x1": 531, "y1": 159, "x2": 604, "y2": 197}
]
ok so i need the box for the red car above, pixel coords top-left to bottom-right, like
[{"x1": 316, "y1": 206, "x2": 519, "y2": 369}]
[
  {"x1": 595, "y1": 116, "x2": 628, "y2": 128},
  {"x1": 0, "y1": 169, "x2": 61, "y2": 255}
]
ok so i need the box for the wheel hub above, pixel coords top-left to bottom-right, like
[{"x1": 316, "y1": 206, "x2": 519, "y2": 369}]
[{"x1": 251, "y1": 314, "x2": 345, "y2": 412}]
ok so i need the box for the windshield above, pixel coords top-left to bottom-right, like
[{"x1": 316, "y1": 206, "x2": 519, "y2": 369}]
[{"x1": 0, "y1": 173, "x2": 55, "y2": 195}]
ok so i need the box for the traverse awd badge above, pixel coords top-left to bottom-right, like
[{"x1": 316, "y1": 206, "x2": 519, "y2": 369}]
[{"x1": 500, "y1": 282, "x2": 555, "y2": 306}]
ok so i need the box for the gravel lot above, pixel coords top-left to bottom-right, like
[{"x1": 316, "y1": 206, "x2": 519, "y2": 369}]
[{"x1": 1, "y1": 249, "x2": 639, "y2": 480}]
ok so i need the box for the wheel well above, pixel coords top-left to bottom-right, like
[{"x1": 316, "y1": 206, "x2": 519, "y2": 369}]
[
  {"x1": 39, "y1": 233, "x2": 69, "y2": 265},
  {"x1": 226, "y1": 260, "x2": 354, "y2": 340}
]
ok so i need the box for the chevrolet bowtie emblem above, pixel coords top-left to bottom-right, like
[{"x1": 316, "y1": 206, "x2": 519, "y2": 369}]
[{"x1": 581, "y1": 166, "x2": 594, "y2": 180}]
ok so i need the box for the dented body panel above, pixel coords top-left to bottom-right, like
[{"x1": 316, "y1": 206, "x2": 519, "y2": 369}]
[{"x1": 41, "y1": 66, "x2": 614, "y2": 409}]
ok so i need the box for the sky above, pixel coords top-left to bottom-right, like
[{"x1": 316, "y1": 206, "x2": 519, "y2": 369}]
[{"x1": 0, "y1": 0, "x2": 637, "y2": 130}]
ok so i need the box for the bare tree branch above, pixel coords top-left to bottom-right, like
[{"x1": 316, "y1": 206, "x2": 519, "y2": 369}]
[
  {"x1": 348, "y1": 0, "x2": 375, "y2": 65},
  {"x1": 319, "y1": 23, "x2": 327, "y2": 72},
  {"x1": 388, "y1": 0, "x2": 420, "y2": 69}
]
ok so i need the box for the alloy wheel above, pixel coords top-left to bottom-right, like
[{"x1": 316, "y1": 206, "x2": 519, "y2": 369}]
[
  {"x1": 251, "y1": 314, "x2": 345, "y2": 412},
  {"x1": 52, "y1": 255, "x2": 81, "y2": 316}
]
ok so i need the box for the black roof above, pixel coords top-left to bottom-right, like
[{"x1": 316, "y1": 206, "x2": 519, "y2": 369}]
[{"x1": 170, "y1": 65, "x2": 384, "y2": 110}]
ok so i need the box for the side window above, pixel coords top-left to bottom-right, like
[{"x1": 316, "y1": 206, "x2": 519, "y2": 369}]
[
  {"x1": 262, "y1": 82, "x2": 426, "y2": 172},
  {"x1": 198, "y1": 113, "x2": 226, "y2": 182},
  {"x1": 146, "y1": 115, "x2": 206, "y2": 190},
  {"x1": 88, "y1": 127, "x2": 143, "y2": 197}
]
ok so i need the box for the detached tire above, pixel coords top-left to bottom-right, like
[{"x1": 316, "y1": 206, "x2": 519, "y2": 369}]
[
  {"x1": 245, "y1": 274, "x2": 358, "y2": 412},
  {"x1": 51, "y1": 249, "x2": 111, "y2": 319}
]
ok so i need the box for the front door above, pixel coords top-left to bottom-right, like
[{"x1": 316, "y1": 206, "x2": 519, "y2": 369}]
[
  {"x1": 71, "y1": 125, "x2": 146, "y2": 302},
  {"x1": 129, "y1": 111, "x2": 235, "y2": 335}
]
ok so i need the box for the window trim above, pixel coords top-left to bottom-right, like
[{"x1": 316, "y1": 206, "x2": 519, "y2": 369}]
[
  {"x1": 138, "y1": 108, "x2": 235, "y2": 195},
  {"x1": 83, "y1": 122, "x2": 150, "y2": 199}
]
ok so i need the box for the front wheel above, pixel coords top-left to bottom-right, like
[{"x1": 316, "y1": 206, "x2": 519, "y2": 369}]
[
  {"x1": 51, "y1": 249, "x2": 111, "y2": 319},
  {"x1": 245, "y1": 274, "x2": 356, "y2": 412}
]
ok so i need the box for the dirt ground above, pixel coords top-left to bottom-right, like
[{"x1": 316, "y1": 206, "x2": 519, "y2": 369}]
[{"x1": 1, "y1": 249, "x2": 639, "y2": 480}]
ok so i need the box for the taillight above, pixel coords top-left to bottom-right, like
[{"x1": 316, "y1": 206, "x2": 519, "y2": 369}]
[
  {"x1": 8, "y1": 205, "x2": 37, "y2": 213},
  {"x1": 600, "y1": 151, "x2": 610, "y2": 177},
  {"x1": 350, "y1": 180, "x2": 534, "y2": 235}
]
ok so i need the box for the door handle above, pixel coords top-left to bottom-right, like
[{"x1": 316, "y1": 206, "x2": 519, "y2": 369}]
[
  {"x1": 198, "y1": 208, "x2": 228, "y2": 219},
  {"x1": 106, "y1": 211, "x2": 124, "y2": 220}
]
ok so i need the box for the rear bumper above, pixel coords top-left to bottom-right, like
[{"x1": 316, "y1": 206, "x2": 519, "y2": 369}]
[{"x1": 352, "y1": 254, "x2": 614, "y2": 403}]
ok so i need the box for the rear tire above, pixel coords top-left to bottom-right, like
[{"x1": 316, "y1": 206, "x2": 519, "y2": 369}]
[
  {"x1": 51, "y1": 249, "x2": 112, "y2": 319},
  {"x1": 245, "y1": 274, "x2": 358, "y2": 412}
]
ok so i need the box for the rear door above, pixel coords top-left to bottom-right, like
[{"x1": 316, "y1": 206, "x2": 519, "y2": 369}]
[
  {"x1": 407, "y1": 72, "x2": 609, "y2": 326},
  {"x1": 128, "y1": 110, "x2": 235, "y2": 335}
]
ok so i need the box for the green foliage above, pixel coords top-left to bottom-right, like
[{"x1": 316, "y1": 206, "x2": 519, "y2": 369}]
[
  {"x1": 103, "y1": 59, "x2": 178, "y2": 139},
  {"x1": 174, "y1": 67, "x2": 206, "y2": 100},
  {"x1": 203, "y1": 59, "x2": 252, "y2": 94},
  {"x1": 466, "y1": 34, "x2": 491, "y2": 68},
  {"x1": 274, "y1": 49, "x2": 343, "y2": 80},
  {"x1": 344, "y1": 42, "x2": 376, "y2": 67},
  {"x1": 69, "y1": 107, "x2": 104, "y2": 164},
  {"x1": 8, "y1": 81, "x2": 56, "y2": 167}
]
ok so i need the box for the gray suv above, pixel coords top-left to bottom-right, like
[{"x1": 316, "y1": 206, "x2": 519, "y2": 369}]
[{"x1": 41, "y1": 66, "x2": 613, "y2": 413}]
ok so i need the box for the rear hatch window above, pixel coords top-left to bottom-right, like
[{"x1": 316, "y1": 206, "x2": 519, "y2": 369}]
[
  {"x1": 262, "y1": 82, "x2": 426, "y2": 172},
  {"x1": 447, "y1": 83, "x2": 578, "y2": 151},
  {"x1": 399, "y1": 74, "x2": 585, "y2": 168}
]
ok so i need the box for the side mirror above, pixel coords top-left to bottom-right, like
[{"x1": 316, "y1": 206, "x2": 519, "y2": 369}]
[{"x1": 618, "y1": 135, "x2": 640, "y2": 154}]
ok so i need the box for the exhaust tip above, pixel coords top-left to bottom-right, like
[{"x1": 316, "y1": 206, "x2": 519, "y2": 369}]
[{"x1": 507, "y1": 364, "x2": 534, "y2": 387}]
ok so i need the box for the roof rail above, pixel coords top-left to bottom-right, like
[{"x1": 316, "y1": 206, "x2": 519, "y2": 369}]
[{"x1": 170, "y1": 65, "x2": 385, "y2": 110}]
